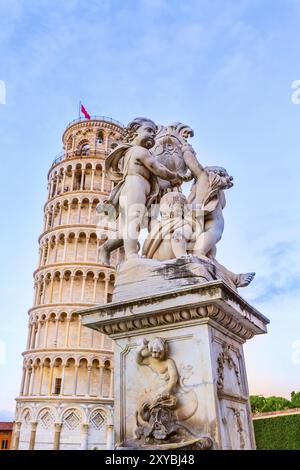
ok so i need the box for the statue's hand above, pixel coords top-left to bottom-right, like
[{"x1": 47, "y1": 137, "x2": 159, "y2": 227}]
[
  {"x1": 137, "y1": 337, "x2": 149, "y2": 353},
  {"x1": 170, "y1": 175, "x2": 183, "y2": 187},
  {"x1": 182, "y1": 170, "x2": 194, "y2": 182}
]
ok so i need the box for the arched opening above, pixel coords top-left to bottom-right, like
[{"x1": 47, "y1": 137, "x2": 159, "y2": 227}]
[
  {"x1": 81, "y1": 144, "x2": 90, "y2": 155},
  {"x1": 64, "y1": 165, "x2": 73, "y2": 192},
  {"x1": 66, "y1": 232, "x2": 75, "y2": 260},
  {"x1": 69, "y1": 312, "x2": 79, "y2": 347},
  {"x1": 57, "y1": 312, "x2": 67, "y2": 348},
  {"x1": 51, "y1": 271, "x2": 61, "y2": 304},
  {"x1": 90, "y1": 359, "x2": 100, "y2": 397},
  {"x1": 88, "y1": 233, "x2": 98, "y2": 261},
  {"x1": 67, "y1": 135, "x2": 73, "y2": 151},
  {"x1": 73, "y1": 271, "x2": 83, "y2": 303},
  {"x1": 62, "y1": 270, "x2": 71, "y2": 303},
  {"x1": 52, "y1": 358, "x2": 63, "y2": 395},
  {"x1": 43, "y1": 273, "x2": 52, "y2": 304},
  {"x1": 85, "y1": 163, "x2": 92, "y2": 190},
  {"x1": 76, "y1": 232, "x2": 87, "y2": 262},
  {"x1": 80, "y1": 198, "x2": 90, "y2": 224},
  {"x1": 38, "y1": 314, "x2": 47, "y2": 347},
  {"x1": 93, "y1": 164, "x2": 103, "y2": 191},
  {"x1": 47, "y1": 312, "x2": 57, "y2": 347},
  {"x1": 77, "y1": 358, "x2": 88, "y2": 396},
  {"x1": 63, "y1": 358, "x2": 76, "y2": 396},
  {"x1": 69, "y1": 198, "x2": 79, "y2": 224},
  {"x1": 74, "y1": 165, "x2": 82, "y2": 191},
  {"x1": 60, "y1": 200, "x2": 69, "y2": 225},
  {"x1": 101, "y1": 360, "x2": 111, "y2": 398},
  {"x1": 97, "y1": 130, "x2": 104, "y2": 144},
  {"x1": 84, "y1": 271, "x2": 95, "y2": 304},
  {"x1": 56, "y1": 233, "x2": 65, "y2": 262},
  {"x1": 40, "y1": 358, "x2": 51, "y2": 395}
]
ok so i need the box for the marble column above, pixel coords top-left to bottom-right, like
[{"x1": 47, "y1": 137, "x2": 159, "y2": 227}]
[
  {"x1": 53, "y1": 423, "x2": 62, "y2": 450},
  {"x1": 106, "y1": 424, "x2": 114, "y2": 450},
  {"x1": 12, "y1": 421, "x2": 22, "y2": 450},
  {"x1": 29, "y1": 422, "x2": 38, "y2": 450},
  {"x1": 81, "y1": 424, "x2": 89, "y2": 450}
]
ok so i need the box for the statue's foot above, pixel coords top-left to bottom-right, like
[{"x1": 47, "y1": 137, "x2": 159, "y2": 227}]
[
  {"x1": 99, "y1": 247, "x2": 111, "y2": 265},
  {"x1": 236, "y1": 272, "x2": 256, "y2": 287}
]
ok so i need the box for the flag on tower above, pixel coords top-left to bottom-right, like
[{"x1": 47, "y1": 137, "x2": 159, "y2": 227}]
[{"x1": 80, "y1": 103, "x2": 91, "y2": 120}]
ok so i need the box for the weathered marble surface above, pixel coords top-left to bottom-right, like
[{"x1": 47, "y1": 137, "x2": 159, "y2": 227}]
[
  {"x1": 98, "y1": 118, "x2": 255, "y2": 292},
  {"x1": 112, "y1": 256, "x2": 216, "y2": 302},
  {"x1": 80, "y1": 281, "x2": 269, "y2": 450}
]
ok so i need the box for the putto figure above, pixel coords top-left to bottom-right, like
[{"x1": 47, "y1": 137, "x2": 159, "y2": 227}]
[
  {"x1": 98, "y1": 117, "x2": 183, "y2": 262},
  {"x1": 134, "y1": 336, "x2": 212, "y2": 449},
  {"x1": 98, "y1": 117, "x2": 255, "y2": 297}
]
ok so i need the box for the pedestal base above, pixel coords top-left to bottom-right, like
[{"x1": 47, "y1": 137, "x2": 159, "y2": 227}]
[{"x1": 80, "y1": 281, "x2": 269, "y2": 450}]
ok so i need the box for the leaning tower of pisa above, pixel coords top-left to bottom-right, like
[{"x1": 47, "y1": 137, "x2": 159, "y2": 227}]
[{"x1": 12, "y1": 116, "x2": 124, "y2": 450}]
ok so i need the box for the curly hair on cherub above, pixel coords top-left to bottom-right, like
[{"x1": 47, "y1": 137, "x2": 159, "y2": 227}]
[
  {"x1": 147, "y1": 337, "x2": 168, "y2": 359},
  {"x1": 124, "y1": 117, "x2": 157, "y2": 143}
]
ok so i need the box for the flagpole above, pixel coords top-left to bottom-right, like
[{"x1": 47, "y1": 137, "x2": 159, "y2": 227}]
[{"x1": 78, "y1": 100, "x2": 81, "y2": 120}]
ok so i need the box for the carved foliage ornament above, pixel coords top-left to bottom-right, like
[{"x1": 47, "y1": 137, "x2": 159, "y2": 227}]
[{"x1": 217, "y1": 343, "x2": 241, "y2": 392}]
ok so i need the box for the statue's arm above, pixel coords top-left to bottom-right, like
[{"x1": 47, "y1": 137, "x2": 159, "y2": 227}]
[
  {"x1": 182, "y1": 144, "x2": 204, "y2": 178},
  {"x1": 138, "y1": 151, "x2": 181, "y2": 183},
  {"x1": 136, "y1": 340, "x2": 151, "y2": 365}
]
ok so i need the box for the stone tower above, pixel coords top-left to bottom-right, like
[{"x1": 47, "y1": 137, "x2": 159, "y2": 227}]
[{"x1": 12, "y1": 116, "x2": 124, "y2": 450}]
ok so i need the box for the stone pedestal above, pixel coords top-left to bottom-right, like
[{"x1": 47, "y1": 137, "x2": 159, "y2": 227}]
[{"x1": 80, "y1": 281, "x2": 269, "y2": 450}]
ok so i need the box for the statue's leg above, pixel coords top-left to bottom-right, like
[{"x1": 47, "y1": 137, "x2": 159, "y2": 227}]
[
  {"x1": 171, "y1": 225, "x2": 193, "y2": 258},
  {"x1": 171, "y1": 229, "x2": 188, "y2": 258},
  {"x1": 120, "y1": 179, "x2": 148, "y2": 260},
  {"x1": 213, "y1": 259, "x2": 255, "y2": 288},
  {"x1": 193, "y1": 230, "x2": 219, "y2": 257},
  {"x1": 193, "y1": 212, "x2": 223, "y2": 257},
  {"x1": 99, "y1": 238, "x2": 123, "y2": 265}
]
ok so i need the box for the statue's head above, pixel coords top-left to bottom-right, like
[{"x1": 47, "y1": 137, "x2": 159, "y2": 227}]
[
  {"x1": 125, "y1": 117, "x2": 157, "y2": 149},
  {"x1": 148, "y1": 337, "x2": 168, "y2": 360},
  {"x1": 160, "y1": 192, "x2": 187, "y2": 219}
]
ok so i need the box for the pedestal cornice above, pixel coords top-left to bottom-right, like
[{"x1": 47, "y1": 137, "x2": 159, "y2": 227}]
[{"x1": 80, "y1": 281, "x2": 269, "y2": 342}]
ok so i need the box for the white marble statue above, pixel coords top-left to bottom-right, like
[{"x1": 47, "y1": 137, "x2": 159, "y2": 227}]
[
  {"x1": 143, "y1": 191, "x2": 255, "y2": 289},
  {"x1": 98, "y1": 117, "x2": 255, "y2": 291},
  {"x1": 98, "y1": 117, "x2": 183, "y2": 262}
]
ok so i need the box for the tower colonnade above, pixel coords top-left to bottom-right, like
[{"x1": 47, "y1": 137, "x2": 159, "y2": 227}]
[{"x1": 13, "y1": 117, "x2": 124, "y2": 450}]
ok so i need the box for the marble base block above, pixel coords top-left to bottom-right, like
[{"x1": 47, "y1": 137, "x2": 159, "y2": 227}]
[{"x1": 80, "y1": 281, "x2": 269, "y2": 450}]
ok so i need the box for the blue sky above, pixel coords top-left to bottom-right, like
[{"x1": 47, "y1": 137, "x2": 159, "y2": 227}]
[{"x1": 1, "y1": 0, "x2": 300, "y2": 419}]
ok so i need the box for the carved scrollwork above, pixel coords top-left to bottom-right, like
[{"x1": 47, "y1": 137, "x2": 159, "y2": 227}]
[
  {"x1": 98, "y1": 302, "x2": 254, "y2": 341},
  {"x1": 217, "y1": 343, "x2": 241, "y2": 392}
]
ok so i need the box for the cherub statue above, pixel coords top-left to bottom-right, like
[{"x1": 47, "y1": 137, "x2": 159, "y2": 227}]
[
  {"x1": 135, "y1": 337, "x2": 179, "y2": 441},
  {"x1": 134, "y1": 337, "x2": 211, "y2": 447},
  {"x1": 98, "y1": 117, "x2": 183, "y2": 263},
  {"x1": 183, "y1": 143, "x2": 255, "y2": 287},
  {"x1": 142, "y1": 191, "x2": 255, "y2": 289},
  {"x1": 136, "y1": 337, "x2": 178, "y2": 397},
  {"x1": 142, "y1": 192, "x2": 197, "y2": 260}
]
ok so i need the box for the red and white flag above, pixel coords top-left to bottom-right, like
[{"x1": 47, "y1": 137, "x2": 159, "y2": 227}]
[{"x1": 81, "y1": 103, "x2": 91, "y2": 120}]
